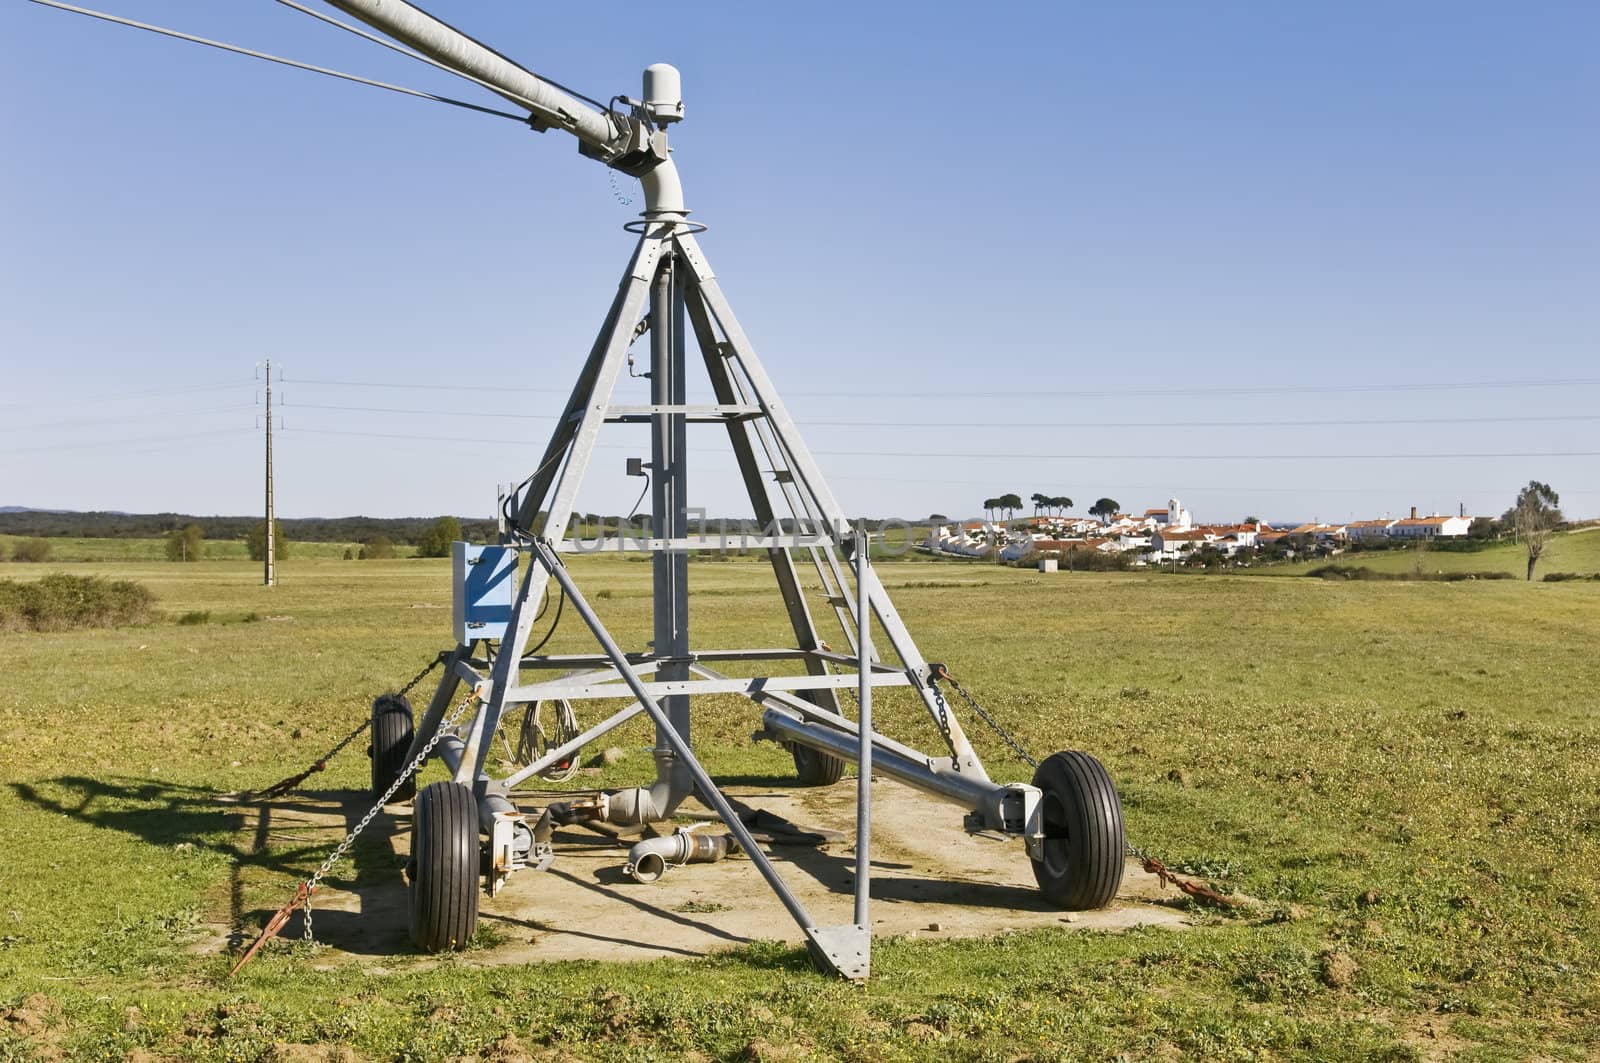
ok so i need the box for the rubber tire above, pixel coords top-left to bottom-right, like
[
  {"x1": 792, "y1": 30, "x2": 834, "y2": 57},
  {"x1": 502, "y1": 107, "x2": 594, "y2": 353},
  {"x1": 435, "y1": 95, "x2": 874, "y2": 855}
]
[
  {"x1": 408, "y1": 781, "x2": 480, "y2": 952},
  {"x1": 1029, "y1": 750, "x2": 1125, "y2": 909},
  {"x1": 789, "y1": 742, "x2": 846, "y2": 787},
  {"x1": 369, "y1": 695, "x2": 416, "y2": 802}
]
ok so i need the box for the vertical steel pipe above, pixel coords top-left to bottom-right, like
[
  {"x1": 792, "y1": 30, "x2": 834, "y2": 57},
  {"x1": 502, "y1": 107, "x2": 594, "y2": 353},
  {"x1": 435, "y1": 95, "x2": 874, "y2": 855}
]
[
  {"x1": 854, "y1": 531, "x2": 872, "y2": 927},
  {"x1": 649, "y1": 253, "x2": 694, "y2": 813}
]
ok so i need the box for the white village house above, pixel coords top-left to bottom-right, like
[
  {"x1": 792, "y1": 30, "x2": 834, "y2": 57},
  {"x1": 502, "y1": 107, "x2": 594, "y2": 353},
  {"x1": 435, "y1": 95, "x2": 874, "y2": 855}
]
[{"x1": 925, "y1": 498, "x2": 1476, "y2": 564}]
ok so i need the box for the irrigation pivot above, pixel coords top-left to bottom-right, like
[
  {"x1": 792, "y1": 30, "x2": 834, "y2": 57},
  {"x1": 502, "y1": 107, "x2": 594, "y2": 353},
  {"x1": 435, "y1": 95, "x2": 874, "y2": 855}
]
[{"x1": 34, "y1": 0, "x2": 1127, "y2": 980}]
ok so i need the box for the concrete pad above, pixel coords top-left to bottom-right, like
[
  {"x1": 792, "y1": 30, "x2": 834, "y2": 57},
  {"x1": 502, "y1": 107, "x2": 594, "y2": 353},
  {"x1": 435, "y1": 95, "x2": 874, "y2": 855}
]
[{"x1": 224, "y1": 776, "x2": 1193, "y2": 967}]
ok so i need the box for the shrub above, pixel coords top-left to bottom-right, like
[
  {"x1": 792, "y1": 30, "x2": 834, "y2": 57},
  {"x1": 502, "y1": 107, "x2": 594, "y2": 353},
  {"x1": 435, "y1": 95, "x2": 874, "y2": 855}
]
[
  {"x1": 176, "y1": 610, "x2": 211, "y2": 625},
  {"x1": 0, "y1": 573, "x2": 155, "y2": 632},
  {"x1": 415, "y1": 516, "x2": 463, "y2": 558},
  {"x1": 11, "y1": 538, "x2": 52, "y2": 563},
  {"x1": 1543, "y1": 572, "x2": 1600, "y2": 582},
  {"x1": 359, "y1": 535, "x2": 395, "y2": 560},
  {"x1": 165, "y1": 523, "x2": 204, "y2": 562},
  {"x1": 1306, "y1": 565, "x2": 1515, "y2": 582},
  {"x1": 246, "y1": 521, "x2": 289, "y2": 562}
]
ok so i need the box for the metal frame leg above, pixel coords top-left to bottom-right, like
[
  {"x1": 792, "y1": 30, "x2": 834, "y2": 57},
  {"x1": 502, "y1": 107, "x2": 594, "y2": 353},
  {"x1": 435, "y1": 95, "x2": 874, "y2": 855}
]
[
  {"x1": 456, "y1": 232, "x2": 667, "y2": 788},
  {"x1": 528, "y1": 539, "x2": 876, "y2": 977}
]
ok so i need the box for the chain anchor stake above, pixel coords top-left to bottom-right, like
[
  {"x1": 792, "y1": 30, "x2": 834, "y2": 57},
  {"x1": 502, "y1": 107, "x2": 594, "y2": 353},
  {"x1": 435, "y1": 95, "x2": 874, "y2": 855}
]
[
  {"x1": 228, "y1": 686, "x2": 479, "y2": 976},
  {"x1": 1128, "y1": 846, "x2": 1244, "y2": 910},
  {"x1": 928, "y1": 664, "x2": 1241, "y2": 910},
  {"x1": 227, "y1": 882, "x2": 310, "y2": 977}
]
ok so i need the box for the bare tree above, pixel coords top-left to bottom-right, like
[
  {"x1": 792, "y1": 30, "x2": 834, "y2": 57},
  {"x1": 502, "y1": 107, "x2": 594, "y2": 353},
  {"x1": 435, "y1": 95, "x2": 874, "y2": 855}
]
[{"x1": 1507, "y1": 480, "x2": 1563, "y2": 581}]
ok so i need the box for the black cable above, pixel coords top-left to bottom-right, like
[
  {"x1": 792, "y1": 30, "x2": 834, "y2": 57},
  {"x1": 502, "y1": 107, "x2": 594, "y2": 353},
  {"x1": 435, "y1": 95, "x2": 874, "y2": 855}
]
[
  {"x1": 524, "y1": 583, "x2": 565, "y2": 656},
  {"x1": 28, "y1": 0, "x2": 528, "y2": 121},
  {"x1": 625, "y1": 471, "x2": 651, "y2": 523},
  {"x1": 266, "y1": 0, "x2": 559, "y2": 121}
]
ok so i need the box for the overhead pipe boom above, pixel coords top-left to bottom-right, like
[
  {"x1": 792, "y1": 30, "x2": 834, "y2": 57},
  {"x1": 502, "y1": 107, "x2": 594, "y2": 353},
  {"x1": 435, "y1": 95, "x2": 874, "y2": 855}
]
[
  {"x1": 319, "y1": 0, "x2": 611, "y2": 144},
  {"x1": 318, "y1": 0, "x2": 684, "y2": 215}
]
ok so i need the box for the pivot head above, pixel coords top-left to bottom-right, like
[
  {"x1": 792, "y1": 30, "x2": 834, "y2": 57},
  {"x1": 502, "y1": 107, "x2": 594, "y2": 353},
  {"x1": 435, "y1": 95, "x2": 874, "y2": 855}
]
[{"x1": 643, "y1": 63, "x2": 684, "y2": 125}]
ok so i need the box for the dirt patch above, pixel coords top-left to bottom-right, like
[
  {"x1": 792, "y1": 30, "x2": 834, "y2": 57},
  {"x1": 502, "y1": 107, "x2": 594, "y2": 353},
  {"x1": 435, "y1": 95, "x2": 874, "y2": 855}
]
[
  {"x1": 220, "y1": 776, "x2": 1194, "y2": 967},
  {"x1": 1394, "y1": 1015, "x2": 1477, "y2": 1061}
]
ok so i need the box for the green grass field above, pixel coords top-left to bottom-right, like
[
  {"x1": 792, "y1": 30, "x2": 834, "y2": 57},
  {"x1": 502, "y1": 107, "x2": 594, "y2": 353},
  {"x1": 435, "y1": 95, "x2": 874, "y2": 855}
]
[
  {"x1": 1, "y1": 554, "x2": 1597, "y2": 1060},
  {"x1": 1264, "y1": 527, "x2": 1600, "y2": 580}
]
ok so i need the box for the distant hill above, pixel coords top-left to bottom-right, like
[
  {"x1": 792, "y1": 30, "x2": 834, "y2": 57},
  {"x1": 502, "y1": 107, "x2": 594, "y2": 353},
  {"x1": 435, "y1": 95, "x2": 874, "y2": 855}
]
[
  {"x1": 0, "y1": 506, "x2": 107, "y2": 515},
  {"x1": 0, "y1": 509, "x2": 497, "y2": 545},
  {"x1": 0, "y1": 508, "x2": 920, "y2": 544}
]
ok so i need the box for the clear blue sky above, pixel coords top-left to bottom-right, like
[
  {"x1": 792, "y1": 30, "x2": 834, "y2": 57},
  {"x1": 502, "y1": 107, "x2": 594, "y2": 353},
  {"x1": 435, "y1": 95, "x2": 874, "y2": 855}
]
[{"x1": 3, "y1": 1, "x2": 1596, "y2": 523}]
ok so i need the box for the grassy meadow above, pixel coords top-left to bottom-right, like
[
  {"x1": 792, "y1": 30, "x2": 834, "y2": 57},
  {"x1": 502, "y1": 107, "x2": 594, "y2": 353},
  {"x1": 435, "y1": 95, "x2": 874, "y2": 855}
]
[
  {"x1": 1264, "y1": 526, "x2": 1600, "y2": 580},
  {"x1": 1, "y1": 549, "x2": 1598, "y2": 1060}
]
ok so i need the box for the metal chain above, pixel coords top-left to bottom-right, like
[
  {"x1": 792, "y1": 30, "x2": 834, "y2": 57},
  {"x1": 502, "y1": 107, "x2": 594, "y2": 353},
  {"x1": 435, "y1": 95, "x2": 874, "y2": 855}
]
[
  {"x1": 395, "y1": 652, "x2": 450, "y2": 699},
  {"x1": 929, "y1": 665, "x2": 1239, "y2": 910},
  {"x1": 302, "y1": 690, "x2": 478, "y2": 942},
  {"x1": 925, "y1": 677, "x2": 963, "y2": 773},
  {"x1": 252, "y1": 653, "x2": 448, "y2": 800},
  {"x1": 932, "y1": 665, "x2": 1038, "y2": 769}
]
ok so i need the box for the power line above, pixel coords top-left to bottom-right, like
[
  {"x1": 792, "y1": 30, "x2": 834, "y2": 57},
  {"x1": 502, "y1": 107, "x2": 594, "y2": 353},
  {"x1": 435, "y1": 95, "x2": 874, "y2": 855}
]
[
  {"x1": 277, "y1": 400, "x2": 1600, "y2": 432},
  {"x1": 0, "y1": 404, "x2": 255, "y2": 434},
  {"x1": 0, "y1": 427, "x2": 251, "y2": 457},
  {"x1": 811, "y1": 448, "x2": 1600, "y2": 462},
  {"x1": 828, "y1": 474, "x2": 1600, "y2": 496},
  {"x1": 27, "y1": 0, "x2": 530, "y2": 122},
  {"x1": 0, "y1": 381, "x2": 244, "y2": 410},
  {"x1": 286, "y1": 401, "x2": 553, "y2": 421},
  {"x1": 786, "y1": 377, "x2": 1600, "y2": 400},
  {"x1": 280, "y1": 426, "x2": 1600, "y2": 463},
  {"x1": 278, "y1": 373, "x2": 1600, "y2": 402},
  {"x1": 285, "y1": 377, "x2": 567, "y2": 394}
]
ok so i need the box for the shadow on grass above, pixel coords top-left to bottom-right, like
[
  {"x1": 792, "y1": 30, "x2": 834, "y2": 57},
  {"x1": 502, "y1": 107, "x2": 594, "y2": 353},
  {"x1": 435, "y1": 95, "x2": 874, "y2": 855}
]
[{"x1": 9, "y1": 775, "x2": 412, "y2": 957}]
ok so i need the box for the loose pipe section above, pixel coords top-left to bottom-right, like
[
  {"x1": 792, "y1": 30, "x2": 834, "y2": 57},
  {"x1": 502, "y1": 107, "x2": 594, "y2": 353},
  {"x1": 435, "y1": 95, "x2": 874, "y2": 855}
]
[{"x1": 626, "y1": 829, "x2": 739, "y2": 883}]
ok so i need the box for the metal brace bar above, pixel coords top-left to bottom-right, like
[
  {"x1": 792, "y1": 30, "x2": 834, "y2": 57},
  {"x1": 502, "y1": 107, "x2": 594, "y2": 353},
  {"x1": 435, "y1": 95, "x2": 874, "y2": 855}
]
[
  {"x1": 505, "y1": 669, "x2": 911, "y2": 704},
  {"x1": 554, "y1": 534, "x2": 833, "y2": 553},
  {"x1": 528, "y1": 539, "x2": 828, "y2": 951}
]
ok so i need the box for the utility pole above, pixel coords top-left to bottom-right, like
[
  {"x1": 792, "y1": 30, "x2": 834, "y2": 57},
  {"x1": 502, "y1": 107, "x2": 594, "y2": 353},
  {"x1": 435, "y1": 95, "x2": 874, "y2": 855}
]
[{"x1": 264, "y1": 359, "x2": 276, "y2": 587}]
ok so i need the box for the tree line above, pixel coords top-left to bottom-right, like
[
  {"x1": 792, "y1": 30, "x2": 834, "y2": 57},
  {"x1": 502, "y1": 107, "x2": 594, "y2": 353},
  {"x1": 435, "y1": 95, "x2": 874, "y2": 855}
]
[
  {"x1": 0, "y1": 510, "x2": 497, "y2": 546},
  {"x1": 978, "y1": 494, "x2": 1123, "y2": 523}
]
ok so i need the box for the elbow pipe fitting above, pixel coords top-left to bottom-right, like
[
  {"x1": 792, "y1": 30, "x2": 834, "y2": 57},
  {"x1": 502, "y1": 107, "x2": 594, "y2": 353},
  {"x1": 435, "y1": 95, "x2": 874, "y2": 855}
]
[
  {"x1": 595, "y1": 748, "x2": 695, "y2": 826},
  {"x1": 625, "y1": 829, "x2": 738, "y2": 883},
  {"x1": 640, "y1": 158, "x2": 686, "y2": 221}
]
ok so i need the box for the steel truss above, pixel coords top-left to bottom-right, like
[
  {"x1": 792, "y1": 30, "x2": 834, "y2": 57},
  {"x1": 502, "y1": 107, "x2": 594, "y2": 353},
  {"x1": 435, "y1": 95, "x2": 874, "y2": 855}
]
[{"x1": 402, "y1": 223, "x2": 1049, "y2": 979}]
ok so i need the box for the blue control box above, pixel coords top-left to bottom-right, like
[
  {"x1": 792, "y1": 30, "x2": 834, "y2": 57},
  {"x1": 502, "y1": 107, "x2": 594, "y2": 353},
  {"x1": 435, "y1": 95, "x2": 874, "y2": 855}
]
[{"x1": 451, "y1": 542, "x2": 517, "y2": 643}]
